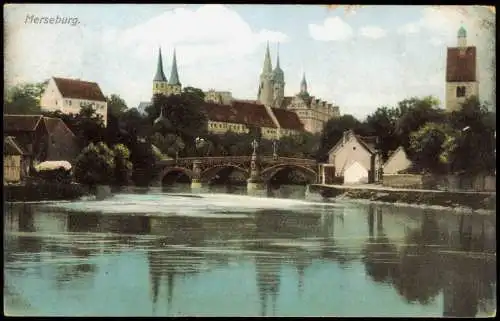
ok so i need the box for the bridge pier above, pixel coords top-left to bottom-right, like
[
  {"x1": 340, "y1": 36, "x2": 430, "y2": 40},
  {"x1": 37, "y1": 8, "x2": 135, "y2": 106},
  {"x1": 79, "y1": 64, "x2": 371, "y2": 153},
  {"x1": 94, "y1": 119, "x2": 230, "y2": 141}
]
[
  {"x1": 247, "y1": 147, "x2": 266, "y2": 194},
  {"x1": 191, "y1": 160, "x2": 203, "y2": 190}
]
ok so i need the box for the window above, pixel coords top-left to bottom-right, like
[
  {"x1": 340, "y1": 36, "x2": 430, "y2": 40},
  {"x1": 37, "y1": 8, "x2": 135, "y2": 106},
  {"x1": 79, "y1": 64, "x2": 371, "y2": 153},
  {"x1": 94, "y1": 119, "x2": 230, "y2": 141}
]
[
  {"x1": 69, "y1": 100, "x2": 72, "y2": 106},
  {"x1": 456, "y1": 86, "x2": 466, "y2": 97},
  {"x1": 353, "y1": 146, "x2": 356, "y2": 150}
]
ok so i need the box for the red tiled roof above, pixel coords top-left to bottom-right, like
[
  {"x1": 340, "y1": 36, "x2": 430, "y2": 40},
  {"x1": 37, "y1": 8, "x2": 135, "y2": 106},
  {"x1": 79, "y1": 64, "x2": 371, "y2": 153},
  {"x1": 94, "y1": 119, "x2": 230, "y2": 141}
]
[
  {"x1": 271, "y1": 108, "x2": 304, "y2": 131},
  {"x1": 3, "y1": 115, "x2": 43, "y2": 132},
  {"x1": 201, "y1": 101, "x2": 277, "y2": 128},
  {"x1": 53, "y1": 77, "x2": 106, "y2": 102},
  {"x1": 446, "y1": 47, "x2": 477, "y2": 82}
]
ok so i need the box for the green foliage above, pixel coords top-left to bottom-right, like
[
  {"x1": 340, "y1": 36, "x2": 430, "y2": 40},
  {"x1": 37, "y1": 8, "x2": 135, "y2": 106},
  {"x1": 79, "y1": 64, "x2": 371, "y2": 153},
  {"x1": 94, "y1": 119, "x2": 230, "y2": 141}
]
[
  {"x1": 112, "y1": 144, "x2": 133, "y2": 186},
  {"x1": 4, "y1": 81, "x2": 48, "y2": 115},
  {"x1": 364, "y1": 106, "x2": 401, "y2": 161},
  {"x1": 149, "y1": 92, "x2": 208, "y2": 146},
  {"x1": 107, "y1": 94, "x2": 128, "y2": 118},
  {"x1": 151, "y1": 132, "x2": 185, "y2": 158},
  {"x1": 74, "y1": 142, "x2": 116, "y2": 186},
  {"x1": 409, "y1": 123, "x2": 454, "y2": 174},
  {"x1": 130, "y1": 140, "x2": 156, "y2": 186}
]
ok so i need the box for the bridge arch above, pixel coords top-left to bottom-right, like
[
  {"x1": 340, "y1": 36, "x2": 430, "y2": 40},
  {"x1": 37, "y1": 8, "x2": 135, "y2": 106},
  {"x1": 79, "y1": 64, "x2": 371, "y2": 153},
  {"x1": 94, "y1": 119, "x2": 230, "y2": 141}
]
[
  {"x1": 262, "y1": 164, "x2": 317, "y2": 185},
  {"x1": 159, "y1": 167, "x2": 193, "y2": 185},
  {"x1": 201, "y1": 164, "x2": 250, "y2": 183}
]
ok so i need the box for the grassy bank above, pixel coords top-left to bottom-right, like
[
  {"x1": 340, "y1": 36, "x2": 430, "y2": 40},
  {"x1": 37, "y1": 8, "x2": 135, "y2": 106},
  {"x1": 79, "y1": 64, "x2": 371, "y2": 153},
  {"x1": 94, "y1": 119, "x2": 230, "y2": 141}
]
[{"x1": 309, "y1": 184, "x2": 496, "y2": 211}]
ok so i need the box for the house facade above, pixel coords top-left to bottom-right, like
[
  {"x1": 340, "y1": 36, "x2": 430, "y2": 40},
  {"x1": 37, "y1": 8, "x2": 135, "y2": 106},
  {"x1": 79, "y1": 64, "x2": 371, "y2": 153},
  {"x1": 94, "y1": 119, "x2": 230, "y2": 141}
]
[
  {"x1": 325, "y1": 130, "x2": 382, "y2": 184},
  {"x1": 383, "y1": 146, "x2": 412, "y2": 175},
  {"x1": 40, "y1": 77, "x2": 108, "y2": 126},
  {"x1": 3, "y1": 115, "x2": 80, "y2": 172}
]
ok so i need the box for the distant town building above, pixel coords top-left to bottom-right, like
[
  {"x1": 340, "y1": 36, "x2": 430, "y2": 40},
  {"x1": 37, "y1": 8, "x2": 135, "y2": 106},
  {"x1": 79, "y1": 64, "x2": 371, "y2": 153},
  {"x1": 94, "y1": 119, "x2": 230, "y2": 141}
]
[
  {"x1": 40, "y1": 77, "x2": 108, "y2": 126},
  {"x1": 445, "y1": 26, "x2": 479, "y2": 112},
  {"x1": 326, "y1": 130, "x2": 382, "y2": 184},
  {"x1": 204, "y1": 89, "x2": 234, "y2": 105},
  {"x1": 3, "y1": 115, "x2": 80, "y2": 170},
  {"x1": 383, "y1": 146, "x2": 412, "y2": 175}
]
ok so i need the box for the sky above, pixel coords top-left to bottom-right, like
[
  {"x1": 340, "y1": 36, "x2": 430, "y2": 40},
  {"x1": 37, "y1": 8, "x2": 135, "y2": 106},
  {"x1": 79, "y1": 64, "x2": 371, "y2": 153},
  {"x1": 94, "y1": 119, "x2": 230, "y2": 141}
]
[{"x1": 4, "y1": 4, "x2": 496, "y2": 120}]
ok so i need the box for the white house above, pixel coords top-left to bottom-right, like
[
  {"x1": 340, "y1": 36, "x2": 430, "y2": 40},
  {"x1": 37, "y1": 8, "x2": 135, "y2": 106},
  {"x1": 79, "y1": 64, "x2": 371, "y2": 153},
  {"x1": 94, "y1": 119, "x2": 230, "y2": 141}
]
[
  {"x1": 325, "y1": 130, "x2": 382, "y2": 184},
  {"x1": 383, "y1": 146, "x2": 412, "y2": 175},
  {"x1": 40, "y1": 77, "x2": 108, "y2": 127}
]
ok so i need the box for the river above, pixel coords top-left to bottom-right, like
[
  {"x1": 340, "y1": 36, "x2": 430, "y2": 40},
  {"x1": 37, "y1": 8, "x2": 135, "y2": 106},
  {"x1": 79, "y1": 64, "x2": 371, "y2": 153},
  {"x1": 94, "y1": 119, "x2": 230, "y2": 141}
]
[{"x1": 4, "y1": 184, "x2": 497, "y2": 317}]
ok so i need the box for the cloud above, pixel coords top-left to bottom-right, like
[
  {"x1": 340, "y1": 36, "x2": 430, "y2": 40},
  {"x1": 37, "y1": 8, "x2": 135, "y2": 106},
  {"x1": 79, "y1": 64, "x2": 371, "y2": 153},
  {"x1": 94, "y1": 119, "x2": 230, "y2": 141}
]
[
  {"x1": 256, "y1": 29, "x2": 290, "y2": 43},
  {"x1": 308, "y1": 16, "x2": 353, "y2": 41},
  {"x1": 4, "y1": 4, "x2": 289, "y2": 108},
  {"x1": 397, "y1": 22, "x2": 420, "y2": 35},
  {"x1": 359, "y1": 25, "x2": 387, "y2": 39}
]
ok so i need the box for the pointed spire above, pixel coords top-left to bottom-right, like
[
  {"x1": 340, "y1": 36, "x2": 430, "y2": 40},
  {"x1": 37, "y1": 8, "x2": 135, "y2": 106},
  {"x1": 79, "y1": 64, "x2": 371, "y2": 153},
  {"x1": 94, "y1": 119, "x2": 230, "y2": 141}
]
[
  {"x1": 300, "y1": 72, "x2": 308, "y2": 94},
  {"x1": 154, "y1": 47, "x2": 167, "y2": 82},
  {"x1": 168, "y1": 48, "x2": 181, "y2": 86},
  {"x1": 276, "y1": 43, "x2": 281, "y2": 69},
  {"x1": 262, "y1": 41, "x2": 273, "y2": 74}
]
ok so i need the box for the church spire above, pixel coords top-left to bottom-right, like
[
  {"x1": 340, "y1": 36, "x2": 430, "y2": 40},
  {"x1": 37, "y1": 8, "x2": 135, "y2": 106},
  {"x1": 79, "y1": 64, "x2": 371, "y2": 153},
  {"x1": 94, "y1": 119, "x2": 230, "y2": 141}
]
[
  {"x1": 168, "y1": 49, "x2": 181, "y2": 86},
  {"x1": 262, "y1": 41, "x2": 273, "y2": 74},
  {"x1": 154, "y1": 47, "x2": 167, "y2": 82},
  {"x1": 276, "y1": 43, "x2": 281, "y2": 69},
  {"x1": 300, "y1": 72, "x2": 308, "y2": 94}
]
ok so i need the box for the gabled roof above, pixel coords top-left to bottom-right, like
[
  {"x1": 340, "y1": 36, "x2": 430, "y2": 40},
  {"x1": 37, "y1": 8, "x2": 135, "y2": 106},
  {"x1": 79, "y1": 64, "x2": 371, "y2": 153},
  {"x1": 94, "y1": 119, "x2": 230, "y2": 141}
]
[
  {"x1": 52, "y1": 77, "x2": 106, "y2": 102},
  {"x1": 4, "y1": 136, "x2": 28, "y2": 155},
  {"x1": 328, "y1": 130, "x2": 378, "y2": 156},
  {"x1": 384, "y1": 146, "x2": 409, "y2": 167},
  {"x1": 271, "y1": 108, "x2": 304, "y2": 131},
  {"x1": 446, "y1": 47, "x2": 477, "y2": 82},
  {"x1": 3, "y1": 115, "x2": 43, "y2": 132},
  {"x1": 201, "y1": 101, "x2": 277, "y2": 128}
]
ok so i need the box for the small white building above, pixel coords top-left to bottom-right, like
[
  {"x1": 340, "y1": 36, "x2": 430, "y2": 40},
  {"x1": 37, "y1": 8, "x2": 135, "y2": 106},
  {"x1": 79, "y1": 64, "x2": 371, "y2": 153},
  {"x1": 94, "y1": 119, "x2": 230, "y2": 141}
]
[
  {"x1": 40, "y1": 77, "x2": 108, "y2": 127},
  {"x1": 325, "y1": 130, "x2": 382, "y2": 184},
  {"x1": 383, "y1": 146, "x2": 412, "y2": 175}
]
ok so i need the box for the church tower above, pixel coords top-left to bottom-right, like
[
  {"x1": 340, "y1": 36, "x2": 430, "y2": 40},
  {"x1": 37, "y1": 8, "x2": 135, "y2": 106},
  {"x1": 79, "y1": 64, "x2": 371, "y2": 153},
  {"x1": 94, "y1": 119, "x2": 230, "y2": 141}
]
[
  {"x1": 153, "y1": 47, "x2": 168, "y2": 96},
  {"x1": 445, "y1": 26, "x2": 479, "y2": 112},
  {"x1": 272, "y1": 43, "x2": 285, "y2": 109},
  {"x1": 167, "y1": 49, "x2": 182, "y2": 96},
  {"x1": 257, "y1": 42, "x2": 275, "y2": 107},
  {"x1": 299, "y1": 72, "x2": 309, "y2": 97}
]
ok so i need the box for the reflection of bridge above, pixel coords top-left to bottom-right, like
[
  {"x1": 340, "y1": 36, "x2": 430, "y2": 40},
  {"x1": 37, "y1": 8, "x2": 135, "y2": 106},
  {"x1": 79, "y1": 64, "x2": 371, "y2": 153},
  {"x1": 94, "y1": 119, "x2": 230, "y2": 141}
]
[{"x1": 156, "y1": 155, "x2": 319, "y2": 191}]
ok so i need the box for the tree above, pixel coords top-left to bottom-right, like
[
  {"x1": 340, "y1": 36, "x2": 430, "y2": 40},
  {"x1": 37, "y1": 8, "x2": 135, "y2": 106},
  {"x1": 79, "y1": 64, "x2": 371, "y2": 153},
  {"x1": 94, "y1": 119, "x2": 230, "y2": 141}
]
[
  {"x1": 4, "y1": 81, "x2": 48, "y2": 115},
  {"x1": 409, "y1": 122, "x2": 454, "y2": 174},
  {"x1": 73, "y1": 104, "x2": 106, "y2": 148},
  {"x1": 364, "y1": 106, "x2": 401, "y2": 161},
  {"x1": 395, "y1": 96, "x2": 446, "y2": 154},
  {"x1": 148, "y1": 91, "x2": 208, "y2": 151},
  {"x1": 317, "y1": 115, "x2": 364, "y2": 162},
  {"x1": 106, "y1": 94, "x2": 128, "y2": 118},
  {"x1": 151, "y1": 132, "x2": 185, "y2": 158},
  {"x1": 445, "y1": 97, "x2": 496, "y2": 175},
  {"x1": 112, "y1": 144, "x2": 133, "y2": 186},
  {"x1": 74, "y1": 142, "x2": 115, "y2": 186},
  {"x1": 130, "y1": 140, "x2": 156, "y2": 186}
]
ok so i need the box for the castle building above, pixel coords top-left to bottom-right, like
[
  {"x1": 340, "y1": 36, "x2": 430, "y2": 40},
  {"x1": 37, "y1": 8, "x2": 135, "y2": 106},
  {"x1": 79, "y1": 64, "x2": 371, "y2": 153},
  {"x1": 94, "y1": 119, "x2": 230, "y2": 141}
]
[
  {"x1": 256, "y1": 43, "x2": 340, "y2": 133},
  {"x1": 445, "y1": 26, "x2": 479, "y2": 112}
]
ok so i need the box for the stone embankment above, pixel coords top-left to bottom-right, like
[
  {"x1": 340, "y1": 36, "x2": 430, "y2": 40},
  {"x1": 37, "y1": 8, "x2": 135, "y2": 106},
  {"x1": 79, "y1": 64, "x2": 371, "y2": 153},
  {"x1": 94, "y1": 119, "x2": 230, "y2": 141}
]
[{"x1": 308, "y1": 184, "x2": 496, "y2": 211}]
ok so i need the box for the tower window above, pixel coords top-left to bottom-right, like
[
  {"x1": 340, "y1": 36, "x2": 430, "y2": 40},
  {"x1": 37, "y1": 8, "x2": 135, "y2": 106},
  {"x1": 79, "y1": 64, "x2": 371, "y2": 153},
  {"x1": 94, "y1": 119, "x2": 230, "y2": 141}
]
[{"x1": 456, "y1": 86, "x2": 466, "y2": 97}]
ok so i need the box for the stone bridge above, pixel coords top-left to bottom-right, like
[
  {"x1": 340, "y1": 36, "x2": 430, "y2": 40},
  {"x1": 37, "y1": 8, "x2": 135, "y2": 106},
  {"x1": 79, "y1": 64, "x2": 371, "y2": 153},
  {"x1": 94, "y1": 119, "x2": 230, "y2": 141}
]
[{"x1": 155, "y1": 155, "x2": 319, "y2": 189}]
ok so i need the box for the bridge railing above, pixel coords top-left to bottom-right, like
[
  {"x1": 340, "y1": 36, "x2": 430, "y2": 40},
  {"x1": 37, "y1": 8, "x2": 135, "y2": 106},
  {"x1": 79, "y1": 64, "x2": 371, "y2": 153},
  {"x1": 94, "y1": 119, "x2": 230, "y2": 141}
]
[{"x1": 157, "y1": 156, "x2": 317, "y2": 167}]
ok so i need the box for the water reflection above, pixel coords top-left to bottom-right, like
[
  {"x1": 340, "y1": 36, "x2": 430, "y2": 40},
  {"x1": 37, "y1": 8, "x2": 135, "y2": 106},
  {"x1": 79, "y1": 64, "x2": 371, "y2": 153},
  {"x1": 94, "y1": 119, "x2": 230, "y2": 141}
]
[{"x1": 3, "y1": 193, "x2": 497, "y2": 317}]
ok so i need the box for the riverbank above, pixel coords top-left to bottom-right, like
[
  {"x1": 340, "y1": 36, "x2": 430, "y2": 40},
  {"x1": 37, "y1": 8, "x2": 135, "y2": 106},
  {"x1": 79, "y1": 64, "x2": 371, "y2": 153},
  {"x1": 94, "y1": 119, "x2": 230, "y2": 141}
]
[
  {"x1": 308, "y1": 184, "x2": 496, "y2": 211},
  {"x1": 4, "y1": 182, "x2": 89, "y2": 202}
]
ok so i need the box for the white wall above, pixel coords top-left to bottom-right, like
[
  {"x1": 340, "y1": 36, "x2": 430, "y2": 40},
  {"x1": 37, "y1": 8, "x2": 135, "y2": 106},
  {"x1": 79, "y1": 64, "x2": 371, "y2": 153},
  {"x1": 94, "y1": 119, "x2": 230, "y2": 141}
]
[
  {"x1": 445, "y1": 81, "x2": 479, "y2": 112},
  {"x1": 328, "y1": 135, "x2": 372, "y2": 176},
  {"x1": 344, "y1": 161, "x2": 369, "y2": 184}
]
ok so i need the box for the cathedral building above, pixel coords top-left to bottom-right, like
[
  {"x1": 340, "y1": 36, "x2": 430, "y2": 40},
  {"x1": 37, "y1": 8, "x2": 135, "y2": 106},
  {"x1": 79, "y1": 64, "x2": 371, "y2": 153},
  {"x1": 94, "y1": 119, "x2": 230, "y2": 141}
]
[
  {"x1": 256, "y1": 43, "x2": 341, "y2": 133},
  {"x1": 445, "y1": 26, "x2": 479, "y2": 112}
]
